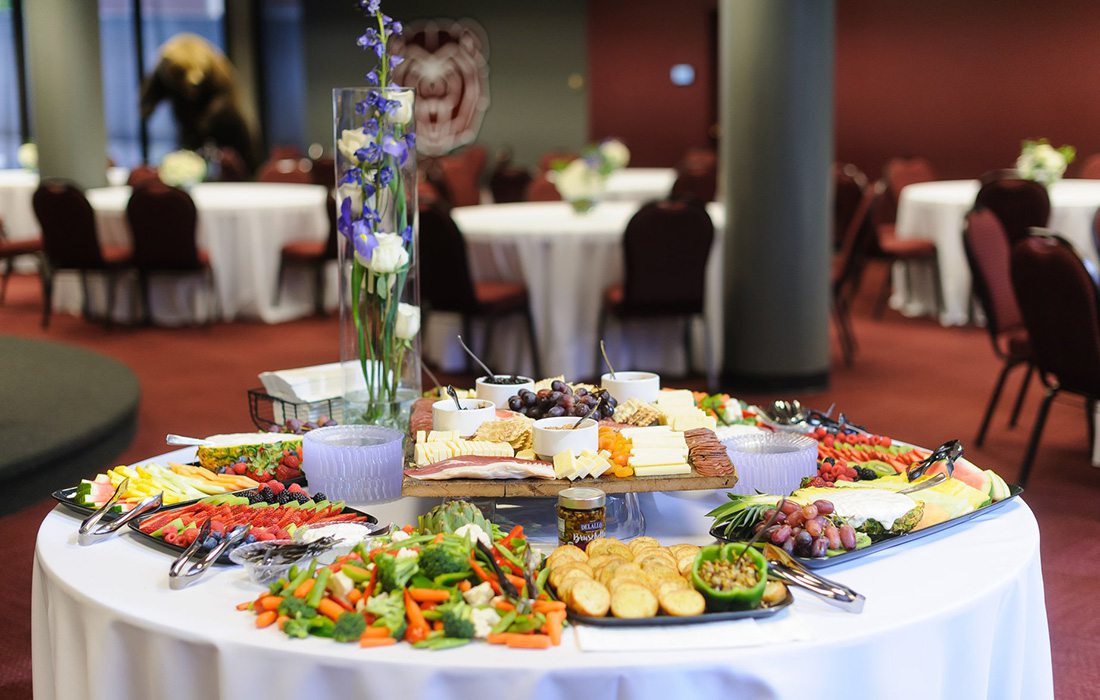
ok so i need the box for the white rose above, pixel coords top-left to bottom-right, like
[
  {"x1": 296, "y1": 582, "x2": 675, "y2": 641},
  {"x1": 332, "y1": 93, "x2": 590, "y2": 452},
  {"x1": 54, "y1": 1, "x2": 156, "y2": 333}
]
[
  {"x1": 551, "y1": 159, "x2": 604, "y2": 201},
  {"x1": 159, "y1": 150, "x2": 206, "y2": 187},
  {"x1": 599, "y1": 139, "x2": 630, "y2": 170},
  {"x1": 387, "y1": 91, "x2": 414, "y2": 126},
  {"x1": 337, "y1": 182, "x2": 363, "y2": 218},
  {"x1": 337, "y1": 128, "x2": 373, "y2": 164},
  {"x1": 369, "y1": 232, "x2": 409, "y2": 274},
  {"x1": 395, "y1": 303, "x2": 420, "y2": 340},
  {"x1": 17, "y1": 143, "x2": 37, "y2": 170}
]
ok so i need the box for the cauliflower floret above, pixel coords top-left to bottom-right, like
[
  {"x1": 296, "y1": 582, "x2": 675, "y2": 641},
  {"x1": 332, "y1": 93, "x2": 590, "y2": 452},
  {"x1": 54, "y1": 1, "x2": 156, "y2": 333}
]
[
  {"x1": 462, "y1": 580, "x2": 495, "y2": 607},
  {"x1": 395, "y1": 547, "x2": 419, "y2": 561},
  {"x1": 471, "y1": 606, "x2": 502, "y2": 639},
  {"x1": 390, "y1": 529, "x2": 411, "y2": 543},
  {"x1": 454, "y1": 523, "x2": 491, "y2": 547}
]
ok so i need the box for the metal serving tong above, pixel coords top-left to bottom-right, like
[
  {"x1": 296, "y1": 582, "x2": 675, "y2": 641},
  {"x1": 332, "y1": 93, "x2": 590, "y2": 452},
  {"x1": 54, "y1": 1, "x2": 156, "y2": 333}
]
[
  {"x1": 78, "y1": 478, "x2": 163, "y2": 546},
  {"x1": 169, "y1": 519, "x2": 252, "y2": 590},
  {"x1": 763, "y1": 544, "x2": 865, "y2": 613},
  {"x1": 904, "y1": 439, "x2": 963, "y2": 486}
]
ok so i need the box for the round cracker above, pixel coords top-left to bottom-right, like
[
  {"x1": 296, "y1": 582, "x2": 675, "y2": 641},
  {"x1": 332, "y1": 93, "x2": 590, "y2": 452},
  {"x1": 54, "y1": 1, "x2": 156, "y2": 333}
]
[
  {"x1": 587, "y1": 553, "x2": 628, "y2": 571},
  {"x1": 584, "y1": 537, "x2": 619, "y2": 558},
  {"x1": 659, "y1": 588, "x2": 706, "y2": 617},
  {"x1": 549, "y1": 563, "x2": 593, "y2": 589},
  {"x1": 637, "y1": 550, "x2": 678, "y2": 568},
  {"x1": 677, "y1": 554, "x2": 698, "y2": 575},
  {"x1": 605, "y1": 543, "x2": 633, "y2": 560},
  {"x1": 657, "y1": 578, "x2": 691, "y2": 597},
  {"x1": 555, "y1": 572, "x2": 590, "y2": 602},
  {"x1": 668, "y1": 543, "x2": 701, "y2": 558},
  {"x1": 548, "y1": 545, "x2": 588, "y2": 568},
  {"x1": 569, "y1": 579, "x2": 611, "y2": 617},
  {"x1": 610, "y1": 583, "x2": 659, "y2": 618}
]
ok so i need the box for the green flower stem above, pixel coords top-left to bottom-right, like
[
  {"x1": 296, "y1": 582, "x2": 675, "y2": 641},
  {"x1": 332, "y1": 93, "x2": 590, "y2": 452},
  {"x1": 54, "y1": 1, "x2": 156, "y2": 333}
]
[{"x1": 350, "y1": 260, "x2": 368, "y2": 383}]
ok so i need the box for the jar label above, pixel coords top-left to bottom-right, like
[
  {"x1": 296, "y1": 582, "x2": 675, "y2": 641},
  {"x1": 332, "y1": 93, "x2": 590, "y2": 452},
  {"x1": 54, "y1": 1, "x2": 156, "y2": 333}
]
[{"x1": 558, "y1": 515, "x2": 606, "y2": 549}]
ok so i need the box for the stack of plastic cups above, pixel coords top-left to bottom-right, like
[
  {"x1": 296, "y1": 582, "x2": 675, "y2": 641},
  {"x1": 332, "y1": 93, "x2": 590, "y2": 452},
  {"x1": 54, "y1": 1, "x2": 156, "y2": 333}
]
[
  {"x1": 722, "y1": 433, "x2": 818, "y2": 496},
  {"x1": 302, "y1": 425, "x2": 405, "y2": 503}
]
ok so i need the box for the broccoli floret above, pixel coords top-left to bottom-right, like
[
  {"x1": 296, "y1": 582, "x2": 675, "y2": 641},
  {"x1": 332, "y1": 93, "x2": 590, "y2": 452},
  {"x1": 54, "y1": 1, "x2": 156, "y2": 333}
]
[
  {"x1": 282, "y1": 617, "x2": 312, "y2": 639},
  {"x1": 418, "y1": 539, "x2": 470, "y2": 580},
  {"x1": 441, "y1": 601, "x2": 476, "y2": 639},
  {"x1": 332, "y1": 611, "x2": 367, "y2": 642},
  {"x1": 374, "y1": 551, "x2": 419, "y2": 592},
  {"x1": 277, "y1": 597, "x2": 317, "y2": 620},
  {"x1": 365, "y1": 590, "x2": 407, "y2": 640}
]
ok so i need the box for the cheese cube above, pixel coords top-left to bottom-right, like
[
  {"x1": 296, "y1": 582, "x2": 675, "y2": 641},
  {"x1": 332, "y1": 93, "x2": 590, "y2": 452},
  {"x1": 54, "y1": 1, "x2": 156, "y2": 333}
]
[
  {"x1": 554, "y1": 451, "x2": 579, "y2": 479},
  {"x1": 515, "y1": 449, "x2": 536, "y2": 461},
  {"x1": 587, "y1": 453, "x2": 614, "y2": 478},
  {"x1": 416, "y1": 430, "x2": 427, "y2": 444},
  {"x1": 655, "y1": 390, "x2": 696, "y2": 408}
]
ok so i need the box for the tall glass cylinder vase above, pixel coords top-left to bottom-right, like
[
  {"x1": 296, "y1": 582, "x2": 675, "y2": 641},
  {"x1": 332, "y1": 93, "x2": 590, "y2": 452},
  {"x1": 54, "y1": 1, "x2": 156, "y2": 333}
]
[{"x1": 334, "y1": 87, "x2": 420, "y2": 430}]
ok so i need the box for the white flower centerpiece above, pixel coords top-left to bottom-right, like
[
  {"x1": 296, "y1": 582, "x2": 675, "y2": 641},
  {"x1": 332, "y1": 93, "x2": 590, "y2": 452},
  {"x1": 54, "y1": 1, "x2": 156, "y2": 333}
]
[
  {"x1": 17, "y1": 143, "x2": 37, "y2": 172},
  {"x1": 1016, "y1": 139, "x2": 1075, "y2": 187},
  {"x1": 550, "y1": 138, "x2": 631, "y2": 214},
  {"x1": 159, "y1": 149, "x2": 207, "y2": 188},
  {"x1": 334, "y1": 0, "x2": 421, "y2": 428}
]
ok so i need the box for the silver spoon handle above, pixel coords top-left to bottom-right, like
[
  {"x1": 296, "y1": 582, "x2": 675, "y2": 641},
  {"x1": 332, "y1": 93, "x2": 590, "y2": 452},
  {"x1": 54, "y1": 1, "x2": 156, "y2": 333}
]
[
  {"x1": 166, "y1": 434, "x2": 210, "y2": 446},
  {"x1": 457, "y1": 335, "x2": 496, "y2": 380}
]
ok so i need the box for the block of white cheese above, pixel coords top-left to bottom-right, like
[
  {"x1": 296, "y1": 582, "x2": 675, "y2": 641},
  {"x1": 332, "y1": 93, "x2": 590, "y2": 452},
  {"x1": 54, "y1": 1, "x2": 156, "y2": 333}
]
[
  {"x1": 655, "y1": 390, "x2": 696, "y2": 408},
  {"x1": 620, "y1": 425, "x2": 671, "y2": 440},
  {"x1": 632, "y1": 463, "x2": 692, "y2": 477}
]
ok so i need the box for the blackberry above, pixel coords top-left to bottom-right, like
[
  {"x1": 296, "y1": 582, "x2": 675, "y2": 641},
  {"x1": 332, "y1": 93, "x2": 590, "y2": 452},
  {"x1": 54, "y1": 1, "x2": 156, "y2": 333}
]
[
  {"x1": 246, "y1": 490, "x2": 264, "y2": 504},
  {"x1": 859, "y1": 467, "x2": 878, "y2": 481},
  {"x1": 312, "y1": 492, "x2": 327, "y2": 502},
  {"x1": 277, "y1": 491, "x2": 292, "y2": 505},
  {"x1": 294, "y1": 492, "x2": 309, "y2": 504}
]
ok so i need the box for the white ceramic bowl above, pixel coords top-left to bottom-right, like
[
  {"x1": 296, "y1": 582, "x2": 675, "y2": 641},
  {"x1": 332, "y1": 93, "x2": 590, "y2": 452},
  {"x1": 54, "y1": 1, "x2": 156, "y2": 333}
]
[
  {"x1": 432, "y1": 398, "x2": 497, "y2": 436},
  {"x1": 533, "y1": 416, "x2": 599, "y2": 459},
  {"x1": 475, "y1": 375, "x2": 535, "y2": 408},
  {"x1": 600, "y1": 371, "x2": 660, "y2": 404}
]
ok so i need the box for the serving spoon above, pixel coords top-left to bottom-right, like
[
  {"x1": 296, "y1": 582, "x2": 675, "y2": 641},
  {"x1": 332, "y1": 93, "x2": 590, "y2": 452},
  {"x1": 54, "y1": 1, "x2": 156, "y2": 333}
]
[
  {"x1": 445, "y1": 385, "x2": 467, "y2": 411},
  {"x1": 599, "y1": 339, "x2": 616, "y2": 379},
  {"x1": 456, "y1": 334, "x2": 497, "y2": 382}
]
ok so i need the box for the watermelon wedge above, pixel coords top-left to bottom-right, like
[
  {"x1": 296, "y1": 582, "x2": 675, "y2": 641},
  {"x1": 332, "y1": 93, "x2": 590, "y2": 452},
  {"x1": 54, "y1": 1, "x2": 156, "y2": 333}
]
[{"x1": 925, "y1": 457, "x2": 992, "y2": 496}]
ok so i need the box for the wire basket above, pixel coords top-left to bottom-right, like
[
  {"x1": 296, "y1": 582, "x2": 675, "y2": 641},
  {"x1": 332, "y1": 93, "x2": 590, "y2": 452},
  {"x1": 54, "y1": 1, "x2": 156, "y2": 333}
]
[{"x1": 247, "y1": 388, "x2": 346, "y2": 431}]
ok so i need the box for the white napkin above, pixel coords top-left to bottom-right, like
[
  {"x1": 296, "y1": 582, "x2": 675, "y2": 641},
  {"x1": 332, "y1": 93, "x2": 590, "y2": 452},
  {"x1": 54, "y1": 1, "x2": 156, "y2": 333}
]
[{"x1": 572, "y1": 613, "x2": 811, "y2": 652}]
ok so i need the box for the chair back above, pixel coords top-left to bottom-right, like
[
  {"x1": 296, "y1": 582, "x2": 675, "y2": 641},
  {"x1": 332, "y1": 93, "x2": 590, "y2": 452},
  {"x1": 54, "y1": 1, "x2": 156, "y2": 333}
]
[
  {"x1": 126, "y1": 181, "x2": 203, "y2": 270},
  {"x1": 437, "y1": 145, "x2": 487, "y2": 207},
  {"x1": 1078, "y1": 153, "x2": 1100, "y2": 179},
  {"x1": 833, "y1": 187, "x2": 877, "y2": 299},
  {"x1": 620, "y1": 200, "x2": 714, "y2": 316},
  {"x1": 974, "y1": 176, "x2": 1051, "y2": 246},
  {"x1": 127, "y1": 165, "x2": 161, "y2": 188},
  {"x1": 670, "y1": 169, "x2": 716, "y2": 203},
  {"x1": 962, "y1": 208, "x2": 1024, "y2": 341},
  {"x1": 1011, "y1": 234, "x2": 1100, "y2": 395},
  {"x1": 418, "y1": 205, "x2": 479, "y2": 313},
  {"x1": 833, "y1": 163, "x2": 867, "y2": 249},
  {"x1": 525, "y1": 174, "x2": 561, "y2": 202},
  {"x1": 490, "y1": 163, "x2": 532, "y2": 204},
  {"x1": 32, "y1": 180, "x2": 107, "y2": 269},
  {"x1": 257, "y1": 158, "x2": 314, "y2": 184}
]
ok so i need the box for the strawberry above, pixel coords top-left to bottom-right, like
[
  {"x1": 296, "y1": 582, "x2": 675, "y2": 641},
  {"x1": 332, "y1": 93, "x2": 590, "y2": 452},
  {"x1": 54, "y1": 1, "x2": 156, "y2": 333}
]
[
  {"x1": 282, "y1": 454, "x2": 301, "y2": 469},
  {"x1": 267, "y1": 481, "x2": 285, "y2": 495}
]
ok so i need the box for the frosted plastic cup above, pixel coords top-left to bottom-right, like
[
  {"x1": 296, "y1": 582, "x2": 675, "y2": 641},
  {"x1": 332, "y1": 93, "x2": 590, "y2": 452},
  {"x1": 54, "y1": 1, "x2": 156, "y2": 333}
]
[
  {"x1": 723, "y1": 433, "x2": 818, "y2": 496},
  {"x1": 600, "y1": 371, "x2": 660, "y2": 404},
  {"x1": 302, "y1": 425, "x2": 405, "y2": 503}
]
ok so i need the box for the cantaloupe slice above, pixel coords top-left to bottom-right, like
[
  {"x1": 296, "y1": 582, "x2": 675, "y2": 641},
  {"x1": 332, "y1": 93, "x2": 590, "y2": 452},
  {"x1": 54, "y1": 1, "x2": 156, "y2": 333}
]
[{"x1": 925, "y1": 457, "x2": 992, "y2": 495}]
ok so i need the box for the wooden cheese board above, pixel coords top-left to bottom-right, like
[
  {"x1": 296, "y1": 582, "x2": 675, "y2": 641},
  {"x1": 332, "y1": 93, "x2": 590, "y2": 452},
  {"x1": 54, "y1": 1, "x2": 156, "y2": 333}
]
[{"x1": 401, "y1": 470, "x2": 737, "y2": 498}]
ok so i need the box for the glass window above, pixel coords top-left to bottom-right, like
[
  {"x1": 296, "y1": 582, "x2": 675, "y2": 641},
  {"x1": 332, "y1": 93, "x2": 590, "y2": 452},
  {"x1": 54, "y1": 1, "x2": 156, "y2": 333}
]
[
  {"x1": 0, "y1": 0, "x2": 22, "y2": 168},
  {"x1": 99, "y1": 0, "x2": 140, "y2": 167},
  {"x1": 260, "y1": 0, "x2": 305, "y2": 152}
]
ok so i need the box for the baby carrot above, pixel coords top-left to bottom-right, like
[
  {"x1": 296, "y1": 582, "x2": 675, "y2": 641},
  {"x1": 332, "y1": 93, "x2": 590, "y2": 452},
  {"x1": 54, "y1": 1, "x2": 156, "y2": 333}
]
[
  {"x1": 259, "y1": 596, "x2": 284, "y2": 612},
  {"x1": 545, "y1": 611, "x2": 566, "y2": 646},
  {"x1": 458, "y1": 580, "x2": 472, "y2": 592},
  {"x1": 408, "y1": 588, "x2": 451, "y2": 604},
  {"x1": 293, "y1": 578, "x2": 315, "y2": 599},
  {"x1": 361, "y1": 625, "x2": 391, "y2": 639},
  {"x1": 505, "y1": 633, "x2": 552, "y2": 650},
  {"x1": 359, "y1": 636, "x2": 397, "y2": 648},
  {"x1": 485, "y1": 633, "x2": 511, "y2": 645},
  {"x1": 255, "y1": 610, "x2": 277, "y2": 628},
  {"x1": 347, "y1": 588, "x2": 362, "y2": 605},
  {"x1": 276, "y1": 615, "x2": 289, "y2": 631},
  {"x1": 494, "y1": 600, "x2": 516, "y2": 613},
  {"x1": 317, "y1": 598, "x2": 345, "y2": 622},
  {"x1": 532, "y1": 600, "x2": 566, "y2": 614}
]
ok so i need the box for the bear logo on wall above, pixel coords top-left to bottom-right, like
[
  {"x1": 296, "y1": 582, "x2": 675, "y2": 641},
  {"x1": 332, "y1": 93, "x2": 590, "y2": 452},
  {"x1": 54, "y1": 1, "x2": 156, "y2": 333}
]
[{"x1": 139, "y1": 33, "x2": 258, "y2": 173}]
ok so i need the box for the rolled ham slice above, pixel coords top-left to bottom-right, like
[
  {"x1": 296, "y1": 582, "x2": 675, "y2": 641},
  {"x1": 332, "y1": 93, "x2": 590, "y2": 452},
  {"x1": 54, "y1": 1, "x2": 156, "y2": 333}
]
[{"x1": 405, "y1": 455, "x2": 556, "y2": 480}]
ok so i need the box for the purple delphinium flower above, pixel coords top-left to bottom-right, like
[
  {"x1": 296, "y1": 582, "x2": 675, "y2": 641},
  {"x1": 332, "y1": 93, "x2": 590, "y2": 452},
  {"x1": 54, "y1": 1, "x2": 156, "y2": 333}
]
[
  {"x1": 354, "y1": 228, "x2": 378, "y2": 264},
  {"x1": 380, "y1": 133, "x2": 407, "y2": 165}
]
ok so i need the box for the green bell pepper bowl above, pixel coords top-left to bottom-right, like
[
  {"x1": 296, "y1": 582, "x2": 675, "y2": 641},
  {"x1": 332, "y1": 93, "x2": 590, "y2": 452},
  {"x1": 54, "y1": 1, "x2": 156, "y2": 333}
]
[{"x1": 691, "y1": 543, "x2": 768, "y2": 612}]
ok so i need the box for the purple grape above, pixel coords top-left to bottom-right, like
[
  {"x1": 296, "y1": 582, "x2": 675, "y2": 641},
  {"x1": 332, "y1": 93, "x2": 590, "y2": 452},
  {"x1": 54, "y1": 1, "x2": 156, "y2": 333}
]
[{"x1": 546, "y1": 406, "x2": 566, "y2": 418}]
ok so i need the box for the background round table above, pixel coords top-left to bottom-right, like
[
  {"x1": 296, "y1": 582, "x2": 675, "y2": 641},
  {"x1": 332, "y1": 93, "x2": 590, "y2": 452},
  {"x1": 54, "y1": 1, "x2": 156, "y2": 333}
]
[
  {"x1": 53, "y1": 183, "x2": 330, "y2": 325},
  {"x1": 0, "y1": 169, "x2": 39, "y2": 240},
  {"x1": 894, "y1": 179, "x2": 1100, "y2": 325},
  {"x1": 33, "y1": 447, "x2": 1052, "y2": 700},
  {"x1": 433, "y1": 201, "x2": 725, "y2": 381},
  {"x1": 600, "y1": 168, "x2": 677, "y2": 202}
]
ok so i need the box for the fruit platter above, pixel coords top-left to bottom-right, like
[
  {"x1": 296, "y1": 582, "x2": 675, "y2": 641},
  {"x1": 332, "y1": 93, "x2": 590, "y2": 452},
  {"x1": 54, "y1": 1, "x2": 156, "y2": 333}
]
[
  {"x1": 708, "y1": 419, "x2": 1021, "y2": 569},
  {"x1": 402, "y1": 377, "x2": 740, "y2": 497},
  {"x1": 128, "y1": 482, "x2": 377, "y2": 563}
]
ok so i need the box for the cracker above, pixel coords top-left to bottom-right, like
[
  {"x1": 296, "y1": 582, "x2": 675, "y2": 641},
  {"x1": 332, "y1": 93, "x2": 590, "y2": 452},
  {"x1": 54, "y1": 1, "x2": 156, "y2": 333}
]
[
  {"x1": 570, "y1": 579, "x2": 611, "y2": 617},
  {"x1": 610, "y1": 583, "x2": 659, "y2": 618},
  {"x1": 548, "y1": 545, "x2": 588, "y2": 568},
  {"x1": 659, "y1": 589, "x2": 706, "y2": 617},
  {"x1": 613, "y1": 399, "x2": 662, "y2": 427}
]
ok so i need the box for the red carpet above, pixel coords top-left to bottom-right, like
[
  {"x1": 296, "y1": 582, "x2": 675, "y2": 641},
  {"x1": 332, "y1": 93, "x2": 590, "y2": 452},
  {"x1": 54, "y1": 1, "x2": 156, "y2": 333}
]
[{"x1": 1, "y1": 266, "x2": 1096, "y2": 699}]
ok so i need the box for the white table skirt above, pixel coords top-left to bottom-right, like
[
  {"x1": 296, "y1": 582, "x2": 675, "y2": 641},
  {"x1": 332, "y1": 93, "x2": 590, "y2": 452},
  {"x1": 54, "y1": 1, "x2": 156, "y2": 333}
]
[
  {"x1": 33, "y1": 446, "x2": 1052, "y2": 700},
  {"x1": 601, "y1": 168, "x2": 677, "y2": 203},
  {"x1": 894, "y1": 179, "x2": 1100, "y2": 325},
  {"x1": 0, "y1": 169, "x2": 39, "y2": 240},
  {"x1": 52, "y1": 183, "x2": 330, "y2": 325},
  {"x1": 430, "y1": 201, "x2": 725, "y2": 382}
]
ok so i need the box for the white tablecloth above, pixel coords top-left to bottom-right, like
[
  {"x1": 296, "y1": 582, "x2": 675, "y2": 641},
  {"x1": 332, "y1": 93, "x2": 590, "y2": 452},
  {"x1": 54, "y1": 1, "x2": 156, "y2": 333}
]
[
  {"x1": 894, "y1": 179, "x2": 1100, "y2": 325},
  {"x1": 601, "y1": 168, "x2": 677, "y2": 202},
  {"x1": 429, "y1": 201, "x2": 725, "y2": 382},
  {"x1": 0, "y1": 169, "x2": 39, "y2": 240},
  {"x1": 55, "y1": 183, "x2": 330, "y2": 324},
  {"x1": 33, "y1": 446, "x2": 1052, "y2": 700}
]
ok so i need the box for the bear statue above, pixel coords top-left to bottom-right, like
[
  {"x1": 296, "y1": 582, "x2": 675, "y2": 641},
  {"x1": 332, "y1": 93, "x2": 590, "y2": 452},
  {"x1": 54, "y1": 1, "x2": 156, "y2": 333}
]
[{"x1": 139, "y1": 33, "x2": 258, "y2": 173}]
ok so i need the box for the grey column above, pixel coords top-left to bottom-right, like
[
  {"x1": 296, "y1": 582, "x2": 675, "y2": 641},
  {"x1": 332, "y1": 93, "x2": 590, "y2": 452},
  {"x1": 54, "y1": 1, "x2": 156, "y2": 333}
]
[
  {"x1": 24, "y1": 0, "x2": 108, "y2": 188},
  {"x1": 719, "y1": 0, "x2": 834, "y2": 392}
]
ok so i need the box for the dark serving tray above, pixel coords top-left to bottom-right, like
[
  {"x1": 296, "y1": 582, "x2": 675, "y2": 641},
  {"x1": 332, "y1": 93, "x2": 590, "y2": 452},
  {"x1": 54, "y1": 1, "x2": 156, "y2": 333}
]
[
  {"x1": 125, "y1": 498, "x2": 378, "y2": 564},
  {"x1": 710, "y1": 484, "x2": 1023, "y2": 569},
  {"x1": 567, "y1": 590, "x2": 794, "y2": 627}
]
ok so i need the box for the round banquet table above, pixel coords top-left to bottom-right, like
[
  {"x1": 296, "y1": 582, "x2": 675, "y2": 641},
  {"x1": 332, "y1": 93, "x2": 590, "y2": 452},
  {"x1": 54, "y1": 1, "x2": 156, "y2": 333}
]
[
  {"x1": 894, "y1": 179, "x2": 1100, "y2": 325},
  {"x1": 55, "y1": 183, "x2": 330, "y2": 325},
  {"x1": 33, "y1": 446, "x2": 1052, "y2": 700},
  {"x1": 601, "y1": 168, "x2": 677, "y2": 202},
  {"x1": 434, "y1": 201, "x2": 725, "y2": 381},
  {"x1": 0, "y1": 169, "x2": 39, "y2": 240}
]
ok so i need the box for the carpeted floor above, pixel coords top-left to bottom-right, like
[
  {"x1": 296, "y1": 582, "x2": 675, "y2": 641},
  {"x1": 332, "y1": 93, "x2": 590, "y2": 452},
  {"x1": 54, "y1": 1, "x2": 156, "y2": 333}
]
[{"x1": 0, "y1": 266, "x2": 1096, "y2": 699}]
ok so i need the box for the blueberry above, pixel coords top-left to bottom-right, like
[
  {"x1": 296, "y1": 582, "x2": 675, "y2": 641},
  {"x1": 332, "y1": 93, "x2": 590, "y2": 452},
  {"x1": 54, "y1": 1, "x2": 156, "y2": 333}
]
[{"x1": 202, "y1": 536, "x2": 218, "y2": 550}]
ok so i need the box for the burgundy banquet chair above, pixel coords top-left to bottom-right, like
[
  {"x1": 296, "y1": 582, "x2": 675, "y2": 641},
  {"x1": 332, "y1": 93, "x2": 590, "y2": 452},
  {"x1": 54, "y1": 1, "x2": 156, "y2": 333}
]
[
  {"x1": 595, "y1": 200, "x2": 715, "y2": 378},
  {"x1": 435, "y1": 146, "x2": 487, "y2": 207},
  {"x1": 867, "y1": 183, "x2": 941, "y2": 318},
  {"x1": 419, "y1": 204, "x2": 541, "y2": 376},
  {"x1": 274, "y1": 195, "x2": 339, "y2": 316},
  {"x1": 1010, "y1": 234, "x2": 1100, "y2": 487},
  {"x1": 962, "y1": 209, "x2": 1033, "y2": 446},
  {"x1": 833, "y1": 163, "x2": 868, "y2": 251},
  {"x1": 0, "y1": 217, "x2": 48, "y2": 308},
  {"x1": 126, "y1": 181, "x2": 217, "y2": 325},
  {"x1": 489, "y1": 160, "x2": 532, "y2": 204},
  {"x1": 33, "y1": 180, "x2": 133, "y2": 329},
  {"x1": 831, "y1": 187, "x2": 877, "y2": 366},
  {"x1": 974, "y1": 175, "x2": 1050, "y2": 246},
  {"x1": 874, "y1": 156, "x2": 936, "y2": 239},
  {"x1": 524, "y1": 174, "x2": 561, "y2": 202},
  {"x1": 127, "y1": 164, "x2": 161, "y2": 188}
]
